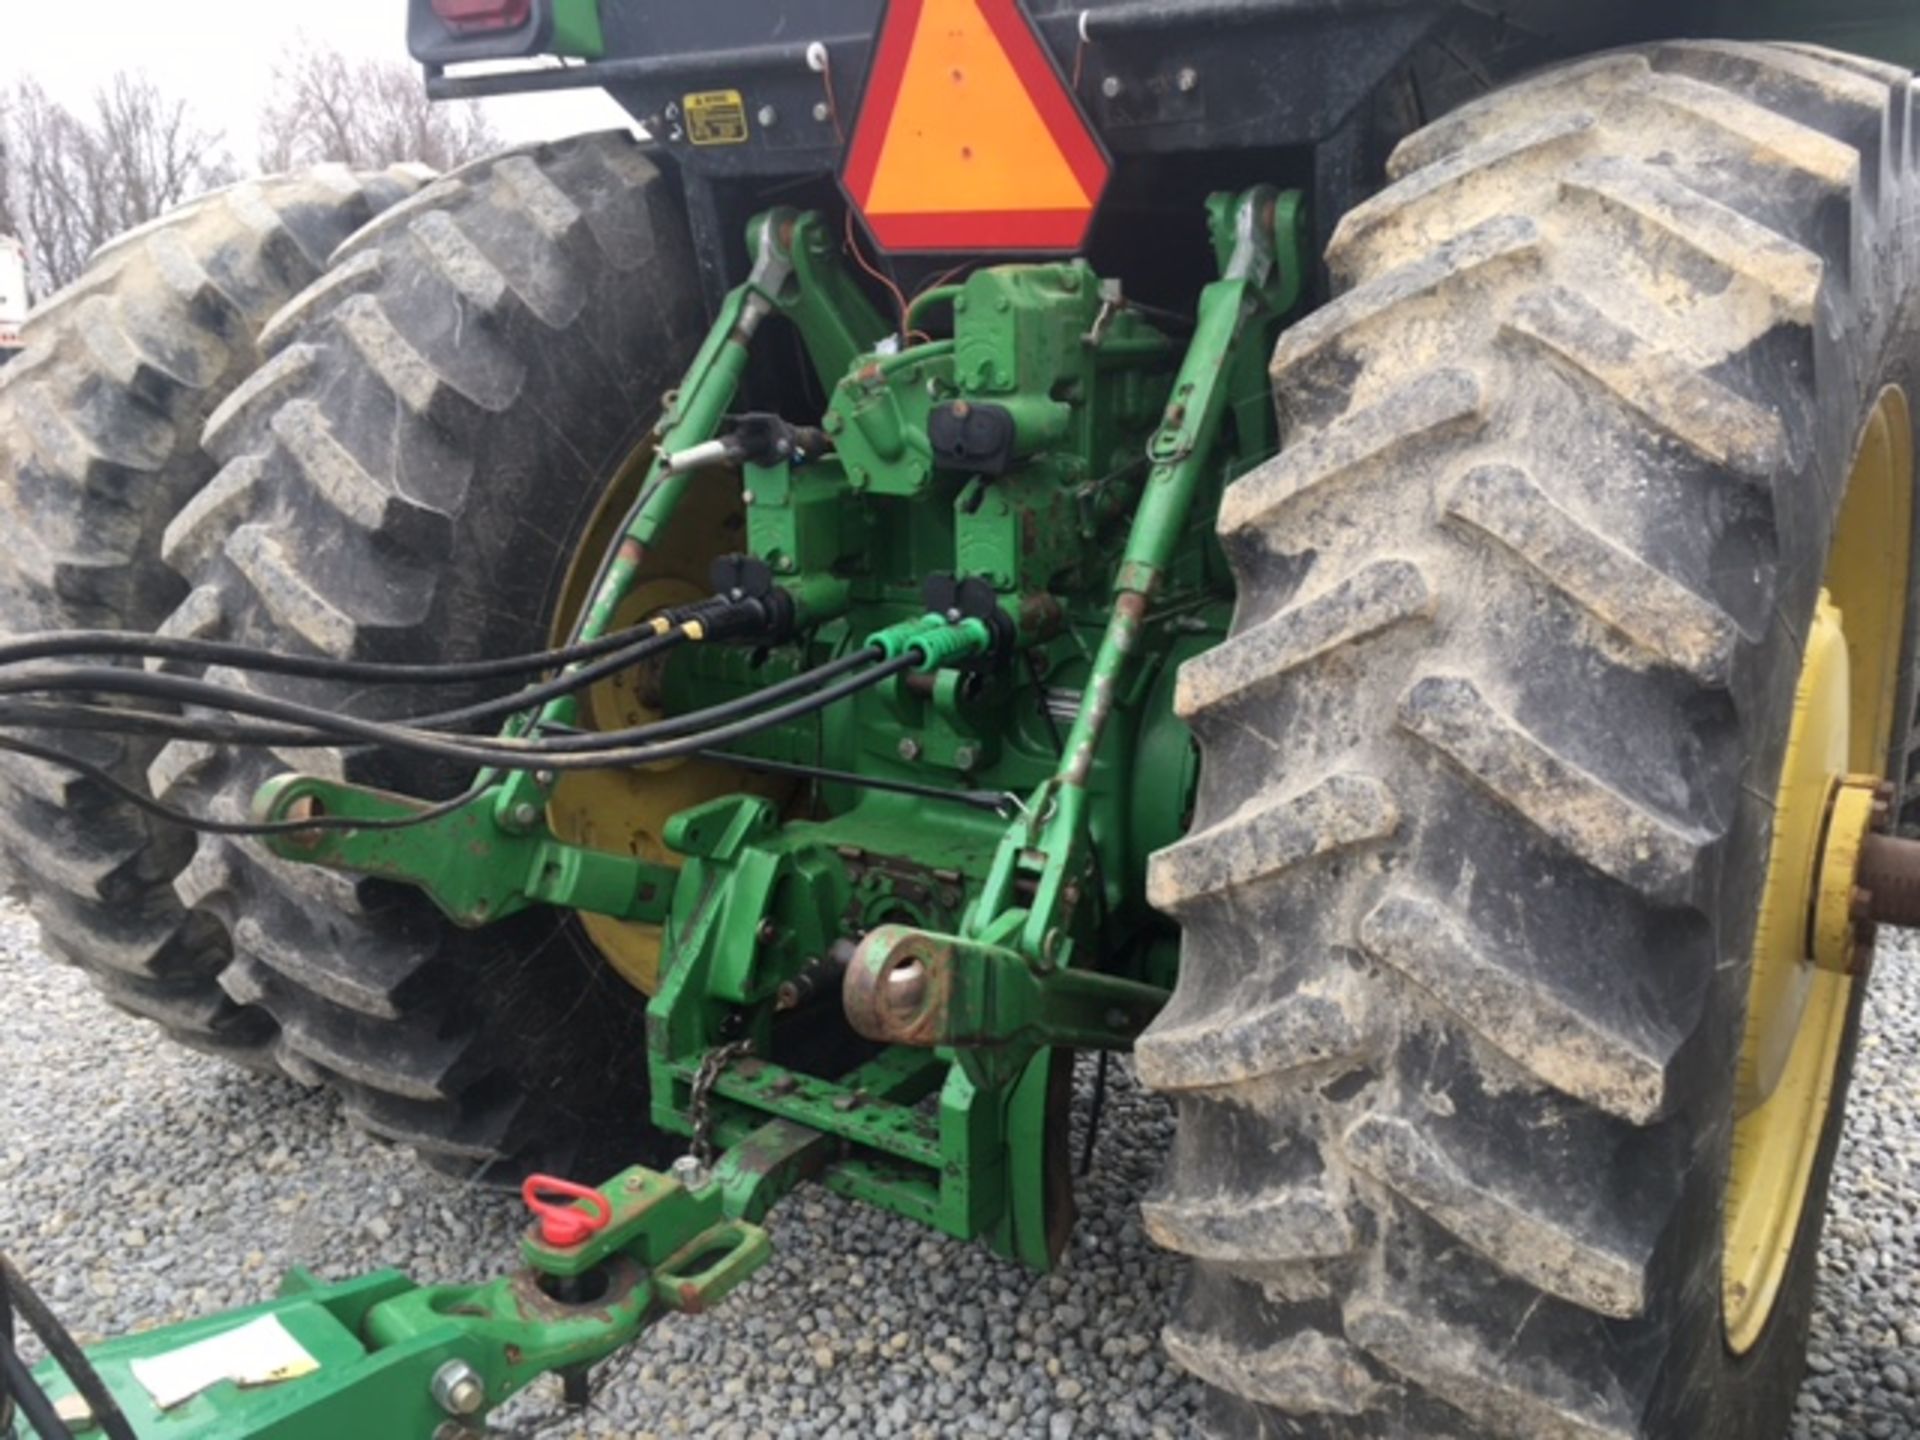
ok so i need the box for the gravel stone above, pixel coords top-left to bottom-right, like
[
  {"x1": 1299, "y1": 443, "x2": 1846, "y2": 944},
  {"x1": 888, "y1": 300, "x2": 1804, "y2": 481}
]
[{"x1": 3, "y1": 897, "x2": 1915, "y2": 1437}]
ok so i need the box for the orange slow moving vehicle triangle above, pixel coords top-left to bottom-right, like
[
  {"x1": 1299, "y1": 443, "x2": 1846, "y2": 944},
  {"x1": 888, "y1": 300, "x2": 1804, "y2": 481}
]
[{"x1": 842, "y1": 0, "x2": 1111, "y2": 252}]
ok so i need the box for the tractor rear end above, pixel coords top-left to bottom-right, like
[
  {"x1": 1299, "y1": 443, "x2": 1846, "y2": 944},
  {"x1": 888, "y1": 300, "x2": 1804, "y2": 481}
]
[{"x1": 7, "y1": 3, "x2": 1920, "y2": 1439}]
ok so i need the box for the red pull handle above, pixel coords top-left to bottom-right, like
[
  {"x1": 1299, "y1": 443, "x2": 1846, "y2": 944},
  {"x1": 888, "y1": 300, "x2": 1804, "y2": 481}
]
[{"x1": 522, "y1": 1175, "x2": 612, "y2": 1248}]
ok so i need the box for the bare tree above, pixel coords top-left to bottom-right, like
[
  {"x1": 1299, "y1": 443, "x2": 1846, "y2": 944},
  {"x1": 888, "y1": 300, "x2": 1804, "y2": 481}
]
[
  {"x1": 0, "y1": 75, "x2": 233, "y2": 291},
  {"x1": 0, "y1": 92, "x2": 19, "y2": 242},
  {"x1": 259, "y1": 41, "x2": 501, "y2": 173}
]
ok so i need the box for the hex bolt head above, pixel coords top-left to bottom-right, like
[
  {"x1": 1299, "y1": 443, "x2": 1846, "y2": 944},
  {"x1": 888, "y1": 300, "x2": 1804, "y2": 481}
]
[
  {"x1": 813, "y1": 100, "x2": 832, "y2": 123},
  {"x1": 670, "y1": 1154, "x2": 711, "y2": 1191},
  {"x1": 898, "y1": 737, "x2": 923, "y2": 762},
  {"x1": 953, "y1": 743, "x2": 979, "y2": 771},
  {"x1": 431, "y1": 1360, "x2": 486, "y2": 1418},
  {"x1": 757, "y1": 104, "x2": 779, "y2": 127},
  {"x1": 1176, "y1": 66, "x2": 1199, "y2": 92},
  {"x1": 510, "y1": 802, "x2": 540, "y2": 829},
  {"x1": 1100, "y1": 74, "x2": 1123, "y2": 99}
]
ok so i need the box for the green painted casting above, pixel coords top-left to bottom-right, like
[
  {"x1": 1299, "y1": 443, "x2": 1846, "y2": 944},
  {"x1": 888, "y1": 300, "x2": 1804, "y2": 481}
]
[
  {"x1": 23, "y1": 1167, "x2": 764, "y2": 1440},
  {"x1": 252, "y1": 773, "x2": 676, "y2": 929},
  {"x1": 255, "y1": 188, "x2": 1305, "y2": 1275}
]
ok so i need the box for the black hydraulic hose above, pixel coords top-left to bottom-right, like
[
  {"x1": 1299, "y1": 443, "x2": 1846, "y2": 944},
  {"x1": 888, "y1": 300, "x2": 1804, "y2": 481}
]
[
  {"x1": 695, "y1": 746, "x2": 1017, "y2": 814},
  {"x1": 0, "y1": 646, "x2": 890, "y2": 759},
  {"x1": 0, "y1": 627, "x2": 687, "y2": 755},
  {"x1": 1, "y1": 1347, "x2": 75, "y2": 1440},
  {"x1": 0, "y1": 656, "x2": 917, "y2": 783},
  {"x1": 0, "y1": 646, "x2": 891, "y2": 762},
  {"x1": 1, "y1": 1256, "x2": 136, "y2": 1440},
  {"x1": 0, "y1": 623, "x2": 667, "y2": 686},
  {"x1": 526, "y1": 646, "x2": 883, "y2": 752},
  {"x1": 400, "y1": 627, "x2": 688, "y2": 732}
]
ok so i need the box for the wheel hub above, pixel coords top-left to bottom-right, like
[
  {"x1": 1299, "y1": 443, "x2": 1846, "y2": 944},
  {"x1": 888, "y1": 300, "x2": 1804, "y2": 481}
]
[{"x1": 1724, "y1": 386, "x2": 1915, "y2": 1353}]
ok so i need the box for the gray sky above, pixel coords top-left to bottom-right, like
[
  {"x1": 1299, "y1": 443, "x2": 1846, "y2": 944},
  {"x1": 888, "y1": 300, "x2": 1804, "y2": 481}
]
[{"x1": 7, "y1": 0, "x2": 630, "y2": 159}]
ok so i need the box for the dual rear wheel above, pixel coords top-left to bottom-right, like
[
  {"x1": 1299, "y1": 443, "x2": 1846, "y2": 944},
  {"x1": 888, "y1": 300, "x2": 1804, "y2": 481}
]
[{"x1": 0, "y1": 41, "x2": 1916, "y2": 1440}]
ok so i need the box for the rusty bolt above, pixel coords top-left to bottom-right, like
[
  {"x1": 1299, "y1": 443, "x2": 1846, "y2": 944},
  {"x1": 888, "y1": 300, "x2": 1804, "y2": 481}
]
[{"x1": 1852, "y1": 886, "x2": 1875, "y2": 923}]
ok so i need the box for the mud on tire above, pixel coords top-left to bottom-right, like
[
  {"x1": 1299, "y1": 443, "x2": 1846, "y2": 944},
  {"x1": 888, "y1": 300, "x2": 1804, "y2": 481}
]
[
  {"x1": 148, "y1": 133, "x2": 706, "y2": 1177},
  {"x1": 0, "y1": 165, "x2": 429, "y2": 1062},
  {"x1": 1143, "y1": 42, "x2": 1920, "y2": 1439}
]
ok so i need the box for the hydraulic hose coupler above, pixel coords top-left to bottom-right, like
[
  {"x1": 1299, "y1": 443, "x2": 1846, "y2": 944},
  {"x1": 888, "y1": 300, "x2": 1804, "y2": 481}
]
[
  {"x1": 863, "y1": 614, "x2": 995, "y2": 672},
  {"x1": 697, "y1": 555, "x2": 801, "y2": 643}
]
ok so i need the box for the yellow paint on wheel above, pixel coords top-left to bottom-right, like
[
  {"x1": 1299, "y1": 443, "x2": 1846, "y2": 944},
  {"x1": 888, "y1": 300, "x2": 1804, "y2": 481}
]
[
  {"x1": 1724, "y1": 387, "x2": 1913, "y2": 1353},
  {"x1": 545, "y1": 443, "x2": 785, "y2": 994}
]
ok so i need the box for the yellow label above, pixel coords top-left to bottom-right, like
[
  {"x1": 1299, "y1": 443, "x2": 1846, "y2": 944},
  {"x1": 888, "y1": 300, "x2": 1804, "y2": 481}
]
[{"x1": 685, "y1": 90, "x2": 749, "y2": 146}]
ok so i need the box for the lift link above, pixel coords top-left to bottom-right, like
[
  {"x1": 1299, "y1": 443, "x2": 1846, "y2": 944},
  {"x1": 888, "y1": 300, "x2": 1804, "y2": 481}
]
[
  {"x1": 16, "y1": 1168, "x2": 766, "y2": 1440},
  {"x1": 966, "y1": 186, "x2": 1304, "y2": 971}
]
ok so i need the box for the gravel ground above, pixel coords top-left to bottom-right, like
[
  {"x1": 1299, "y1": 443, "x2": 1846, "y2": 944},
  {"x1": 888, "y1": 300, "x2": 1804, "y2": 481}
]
[{"x1": 1, "y1": 895, "x2": 1914, "y2": 1439}]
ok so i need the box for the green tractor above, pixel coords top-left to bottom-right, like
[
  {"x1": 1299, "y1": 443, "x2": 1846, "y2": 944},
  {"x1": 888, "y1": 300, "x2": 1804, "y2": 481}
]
[{"x1": 6, "y1": 2, "x2": 1920, "y2": 1436}]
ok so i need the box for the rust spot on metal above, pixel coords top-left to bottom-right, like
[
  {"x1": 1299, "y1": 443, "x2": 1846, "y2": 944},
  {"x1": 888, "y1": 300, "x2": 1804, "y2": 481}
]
[
  {"x1": 281, "y1": 794, "x2": 327, "y2": 852},
  {"x1": 507, "y1": 1256, "x2": 644, "y2": 1324},
  {"x1": 842, "y1": 926, "x2": 952, "y2": 1047},
  {"x1": 1859, "y1": 831, "x2": 1920, "y2": 930}
]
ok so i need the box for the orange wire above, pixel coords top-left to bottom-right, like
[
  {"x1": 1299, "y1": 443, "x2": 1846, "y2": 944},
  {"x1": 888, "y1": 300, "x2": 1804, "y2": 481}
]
[
  {"x1": 843, "y1": 209, "x2": 911, "y2": 338},
  {"x1": 820, "y1": 50, "x2": 846, "y2": 143}
]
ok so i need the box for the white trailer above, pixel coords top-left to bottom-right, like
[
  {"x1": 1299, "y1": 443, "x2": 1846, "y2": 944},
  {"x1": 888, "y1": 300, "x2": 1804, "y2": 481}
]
[{"x1": 0, "y1": 235, "x2": 29, "y2": 365}]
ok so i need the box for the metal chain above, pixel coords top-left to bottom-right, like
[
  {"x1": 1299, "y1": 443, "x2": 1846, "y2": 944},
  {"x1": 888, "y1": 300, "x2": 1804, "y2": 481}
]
[{"x1": 688, "y1": 1039, "x2": 755, "y2": 1169}]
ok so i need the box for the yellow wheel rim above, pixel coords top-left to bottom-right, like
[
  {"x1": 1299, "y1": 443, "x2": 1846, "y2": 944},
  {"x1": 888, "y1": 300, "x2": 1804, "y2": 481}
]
[
  {"x1": 545, "y1": 444, "x2": 787, "y2": 994},
  {"x1": 1724, "y1": 386, "x2": 1914, "y2": 1352}
]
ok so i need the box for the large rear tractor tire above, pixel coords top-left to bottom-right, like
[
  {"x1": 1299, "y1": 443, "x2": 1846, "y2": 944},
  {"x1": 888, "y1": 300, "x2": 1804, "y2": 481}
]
[
  {"x1": 1144, "y1": 42, "x2": 1920, "y2": 1438},
  {"x1": 0, "y1": 165, "x2": 430, "y2": 1063},
  {"x1": 148, "y1": 134, "x2": 706, "y2": 1177}
]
